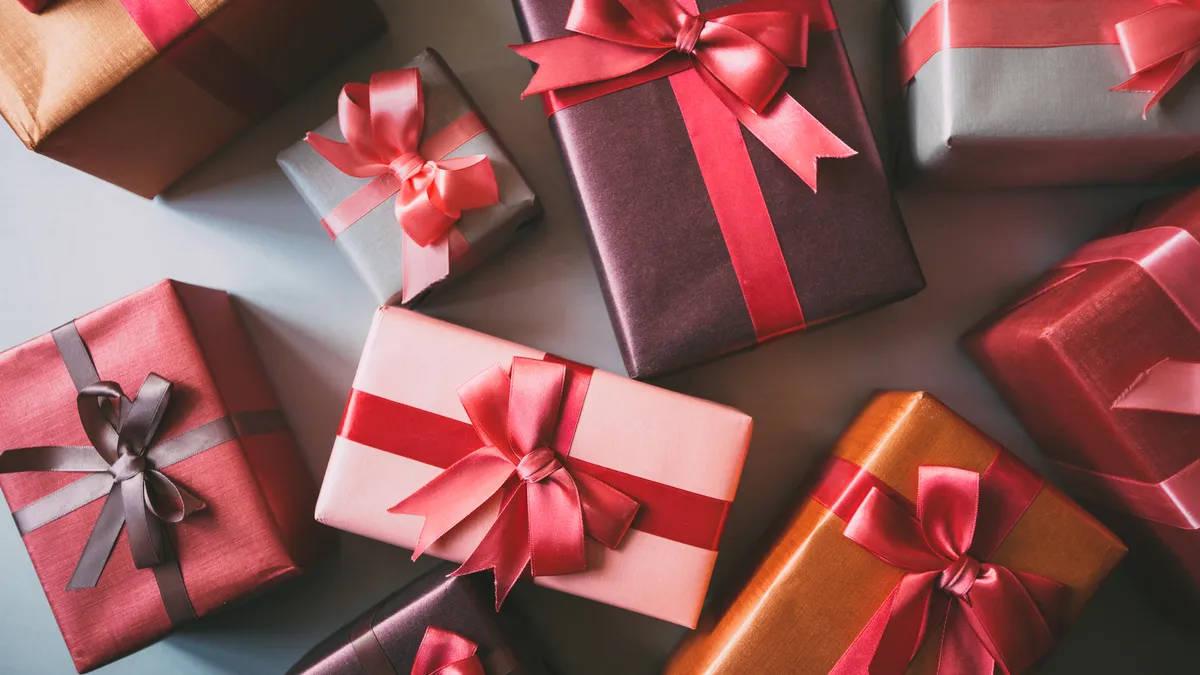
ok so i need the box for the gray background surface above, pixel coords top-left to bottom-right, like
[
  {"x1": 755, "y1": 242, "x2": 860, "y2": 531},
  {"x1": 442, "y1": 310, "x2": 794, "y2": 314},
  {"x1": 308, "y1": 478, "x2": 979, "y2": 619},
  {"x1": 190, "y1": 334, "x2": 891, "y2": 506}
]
[{"x1": 0, "y1": 1, "x2": 1195, "y2": 673}]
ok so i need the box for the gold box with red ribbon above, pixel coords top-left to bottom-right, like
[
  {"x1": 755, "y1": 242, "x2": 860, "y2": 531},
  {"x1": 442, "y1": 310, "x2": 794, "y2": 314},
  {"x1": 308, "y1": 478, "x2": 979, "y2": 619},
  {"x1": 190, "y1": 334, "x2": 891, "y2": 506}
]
[
  {"x1": 966, "y1": 187, "x2": 1200, "y2": 622},
  {"x1": 0, "y1": 280, "x2": 330, "y2": 672},
  {"x1": 0, "y1": 0, "x2": 385, "y2": 197},
  {"x1": 314, "y1": 307, "x2": 753, "y2": 628},
  {"x1": 511, "y1": 0, "x2": 924, "y2": 379},
  {"x1": 666, "y1": 391, "x2": 1126, "y2": 675}
]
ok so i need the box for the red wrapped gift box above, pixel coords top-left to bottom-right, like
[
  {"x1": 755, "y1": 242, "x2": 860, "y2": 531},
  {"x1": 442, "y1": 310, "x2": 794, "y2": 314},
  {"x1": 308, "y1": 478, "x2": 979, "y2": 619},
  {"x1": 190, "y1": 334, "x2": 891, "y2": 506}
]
[
  {"x1": 0, "y1": 280, "x2": 330, "y2": 672},
  {"x1": 966, "y1": 188, "x2": 1200, "y2": 622}
]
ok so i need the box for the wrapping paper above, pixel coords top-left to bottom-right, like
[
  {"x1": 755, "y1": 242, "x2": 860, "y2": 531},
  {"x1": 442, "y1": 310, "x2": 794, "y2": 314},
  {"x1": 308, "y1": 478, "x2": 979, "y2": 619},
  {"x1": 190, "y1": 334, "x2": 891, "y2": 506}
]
[
  {"x1": 0, "y1": 0, "x2": 385, "y2": 197},
  {"x1": 0, "y1": 280, "x2": 330, "y2": 672},
  {"x1": 665, "y1": 391, "x2": 1126, "y2": 675},
  {"x1": 315, "y1": 308, "x2": 752, "y2": 627},
  {"x1": 287, "y1": 565, "x2": 553, "y2": 675},
  {"x1": 278, "y1": 49, "x2": 541, "y2": 307},
  {"x1": 965, "y1": 188, "x2": 1200, "y2": 620},
  {"x1": 511, "y1": 0, "x2": 924, "y2": 379},
  {"x1": 892, "y1": 0, "x2": 1200, "y2": 187}
]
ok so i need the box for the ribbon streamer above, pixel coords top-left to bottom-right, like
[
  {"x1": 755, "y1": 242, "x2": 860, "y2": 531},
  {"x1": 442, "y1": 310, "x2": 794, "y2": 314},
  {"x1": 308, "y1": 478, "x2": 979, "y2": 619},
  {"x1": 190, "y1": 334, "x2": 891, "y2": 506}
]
[
  {"x1": 410, "y1": 627, "x2": 486, "y2": 675},
  {"x1": 815, "y1": 455, "x2": 1068, "y2": 675},
  {"x1": 389, "y1": 358, "x2": 640, "y2": 608},
  {"x1": 307, "y1": 69, "x2": 498, "y2": 303},
  {"x1": 898, "y1": 0, "x2": 1199, "y2": 115}
]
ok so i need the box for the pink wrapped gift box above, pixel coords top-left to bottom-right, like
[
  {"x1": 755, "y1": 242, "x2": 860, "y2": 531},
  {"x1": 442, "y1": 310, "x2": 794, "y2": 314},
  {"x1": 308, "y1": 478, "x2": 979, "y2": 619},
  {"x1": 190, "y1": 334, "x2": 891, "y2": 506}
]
[{"x1": 315, "y1": 308, "x2": 752, "y2": 627}]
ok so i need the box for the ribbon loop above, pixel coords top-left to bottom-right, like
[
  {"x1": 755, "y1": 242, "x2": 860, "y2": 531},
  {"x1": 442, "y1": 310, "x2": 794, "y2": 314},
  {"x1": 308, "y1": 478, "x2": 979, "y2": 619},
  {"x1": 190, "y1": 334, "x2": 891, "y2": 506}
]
[{"x1": 390, "y1": 357, "x2": 639, "y2": 608}]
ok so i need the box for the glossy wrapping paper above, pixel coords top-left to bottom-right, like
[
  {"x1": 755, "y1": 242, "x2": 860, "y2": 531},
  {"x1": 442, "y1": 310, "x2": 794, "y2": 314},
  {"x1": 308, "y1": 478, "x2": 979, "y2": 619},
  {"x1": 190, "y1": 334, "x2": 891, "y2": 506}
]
[
  {"x1": 965, "y1": 188, "x2": 1200, "y2": 619},
  {"x1": 0, "y1": 280, "x2": 329, "y2": 672},
  {"x1": 891, "y1": 0, "x2": 1200, "y2": 187},
  {"x1": 278, "y1": 49, "x2": 541, "y2": 307},
  {"x1": 287, "y1": 565, "x2": 553, "y2": 675},
  {"x1": 666, "y1": 391, "x2": 1126, "y2": 675},
  {"x1": 315, "y1": 308, "x2": 752, "y2": 628},
  {"x1": 511, "y1": 0, "x2": 924, "y2": 380},
  {"x1": 0, "y1": 0, "x2": 385, "y2": 197}
]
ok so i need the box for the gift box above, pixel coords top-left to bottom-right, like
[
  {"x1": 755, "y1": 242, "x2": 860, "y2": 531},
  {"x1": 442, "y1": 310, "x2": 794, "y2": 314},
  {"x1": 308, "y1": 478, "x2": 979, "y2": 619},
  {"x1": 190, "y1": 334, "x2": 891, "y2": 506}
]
[
  {"x1": 0, "y1": 280, "x2": 330, "y2": 672},
  {"x1": 510, "y1": 0, "x2": 924, "y2": 379},
  {"x1": 892, "y1": 0, "x2": 1200, "y2": 187},
  {"x1": 287, "y1": 564, "x2": 553, "y2": 675},
  {"x1": 965, "y1": 187, "x2": 1200, "y2": 621},
  {"x1": 0, "y1": 0, "x2": 385, "y2": 197},
  {"x1": 666, "y1": 391, "x2": 1126, "y2": 675},
  {"x1": 278, "y1": 49, "x2": 541, "y2": 306},
  {"x1": 315, "y1": 307, "x2": 752, "y2": 627}
]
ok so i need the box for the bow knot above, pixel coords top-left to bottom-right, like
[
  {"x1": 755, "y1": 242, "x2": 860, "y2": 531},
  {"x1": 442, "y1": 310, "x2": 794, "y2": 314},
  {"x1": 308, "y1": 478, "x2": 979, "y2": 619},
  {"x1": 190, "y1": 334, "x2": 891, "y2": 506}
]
[
  {"x1": 675, "y1": 15, "x2": 706, "y2": 55},
  {"x1": 937, "y1": 554, "x2": 981, "y2": 599},
  {"x1": 1113, "y1": 1, "x2": 1200, "y2": 116},
  {"x1": 390, "y1": 358, "x2": 640, "y2": 609},
  {"x1": 109, "y1": 452, "x2": 148, "y2": 483},
  {"x1": 390, "y1": 152, "x2": 431, "y2": 184}
]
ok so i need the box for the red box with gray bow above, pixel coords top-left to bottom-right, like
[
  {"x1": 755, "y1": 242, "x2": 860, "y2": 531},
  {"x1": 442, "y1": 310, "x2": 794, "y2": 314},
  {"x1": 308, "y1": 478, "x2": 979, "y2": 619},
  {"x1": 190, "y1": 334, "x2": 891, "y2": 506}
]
[
  {"x1": 966, "y1": 187, "x2": 1200, "y2": 623},
  {"x1": 0, "y1": 280, "x2": 330, "y2": 672}
]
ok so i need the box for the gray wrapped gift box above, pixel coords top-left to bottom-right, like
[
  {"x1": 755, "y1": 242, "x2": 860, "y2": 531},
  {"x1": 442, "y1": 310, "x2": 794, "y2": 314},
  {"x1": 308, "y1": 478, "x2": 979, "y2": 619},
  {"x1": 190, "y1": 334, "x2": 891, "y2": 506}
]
[
  {"x1": 892, "y1": 0, "x2": 1200, "y2": 187},
  {"x1": 279, "y1": 49, "x2": 540, "y2": 305}
]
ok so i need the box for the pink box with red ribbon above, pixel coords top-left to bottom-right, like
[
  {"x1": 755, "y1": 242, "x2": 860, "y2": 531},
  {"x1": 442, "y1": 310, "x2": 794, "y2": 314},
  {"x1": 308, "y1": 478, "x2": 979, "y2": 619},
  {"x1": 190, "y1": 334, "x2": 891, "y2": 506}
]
[
  {"x1": 966, "y1": 187, "x2": 1200, "y2": 622},
  {"x1": 314, "y1": 307, "x2": 753, "y2": 627}
]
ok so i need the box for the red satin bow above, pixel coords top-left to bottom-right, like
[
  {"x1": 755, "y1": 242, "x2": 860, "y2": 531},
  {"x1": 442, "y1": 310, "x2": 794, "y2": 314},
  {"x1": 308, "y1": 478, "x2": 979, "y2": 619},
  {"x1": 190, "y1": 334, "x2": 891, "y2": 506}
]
[
  {"x1": 306, "y1": 69, "x2": 499, "y2": 248},
  {"x1": 512, "y1": 0, "x2": 855, "y2": 190},
  {"x1": 389, "y1": 358, "x2": 640, "y2": 608},
  {"x1": 1114, "y1": 1, "x2": 1200, "y2": 116},
  {"x1": 411, "y1": 627, "x2": 485, "y2": 675},
  {"x1": 842, "y1": 466, "x2": 1067, "y2": 675}
]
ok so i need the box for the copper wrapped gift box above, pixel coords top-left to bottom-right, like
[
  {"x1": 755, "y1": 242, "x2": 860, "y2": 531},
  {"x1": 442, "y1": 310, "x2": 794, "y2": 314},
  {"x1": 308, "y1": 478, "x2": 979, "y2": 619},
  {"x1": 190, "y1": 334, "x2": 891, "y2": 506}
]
[
  {"x1": 279, "y1": 49, "x2": 541, "y2": 306},
  {"x1": 0, "y1": 280, "x2": 330, "y2": 673},
  {"x1": 510, "y1": 0, "x2": 924, "y2": 379},
  {"x1": 892, "y1": 0, "x2": 1200, "y2": 187},
  {"x1": 288, "y1": 564, "x2": 554, "y2": 675},
  {"x1": 667, "y1": 392, "x2": 1126, "y2": 675},
  {"x1": 966, "y1": 187, "x2": 1200, "y2": 621},
  {"x1": 315, "y1": 307, "x2": 752, "y2": 627},
  {"x1": 0, "y1": 0, "x2": 385, "y2": 197}
]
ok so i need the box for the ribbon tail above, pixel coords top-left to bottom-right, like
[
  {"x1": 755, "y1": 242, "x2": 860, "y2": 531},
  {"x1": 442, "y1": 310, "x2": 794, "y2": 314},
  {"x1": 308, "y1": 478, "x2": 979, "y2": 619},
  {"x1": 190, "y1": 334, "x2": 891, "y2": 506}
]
[
  {"x1": 870, "y1": 572, "x2": 941, "y2": 675},
  {"x1": 1113, "y1": 49, "x2": 1200, "y2": 118},
  {"x1": 573, "y1": 470, "x2": 639, "y2": 549},
  {"x1": 512, "y1": 35, "x2": 672, "y2": 97},
  {"x1": 526, "y1": 472, "x2": 588, "y2": 577},
  {"x1": 701, "y1": 66, "x2": 855, "y2": 191},
  {"x1": 937, "y1": 601, "x2": 996, "y2": 675},
  {"x1": 960, "y1": 565, "x2": 1061, "y2": 675},
  {"x1": 401, "y1": 233, "x2": 453, "y2": 305},
  {"x1": 452, "y1": 484, "x2": 533, "y2": 610},
  {"x1": 388, "y1": 446, "x2": 515, "y2": 559},
  {"x1": 66, "y1": 484, "x2": 126, "y2": 590},
  {"x1": 123, "y1": 471, "x2": 170, "y2": 570}
]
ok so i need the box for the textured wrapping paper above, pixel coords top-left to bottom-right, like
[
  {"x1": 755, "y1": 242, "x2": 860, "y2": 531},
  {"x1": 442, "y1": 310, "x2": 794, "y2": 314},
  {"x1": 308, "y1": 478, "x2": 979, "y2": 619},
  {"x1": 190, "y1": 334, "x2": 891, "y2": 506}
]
[
  {"x1": 892, "y1": 0, "x2": 1200, "y2": 187},
  {"x1": 287, "y1": 565, "x2": 553, "y2": 675},
  {"x1": 511, "y1": 0, "x2": 924, "y2": 380},
  {"x1": 278, "y1": 49, "x2": 541, "y2": 307},
  {"x1": 965, "y1": 188, "x2": 1200, "y2": 620},
  {"x1": 0, "y1": 0, "x2": 385, "y2": 197},
  {"x1": 315, "y1": 308, "x2": 752, "y2": 627},
  {"x1": 0, "y1": 280, "x2": 330, "y2": 672},
  {"x1": 666, "y1": 392, "x2": 1126, "y2": 675}
]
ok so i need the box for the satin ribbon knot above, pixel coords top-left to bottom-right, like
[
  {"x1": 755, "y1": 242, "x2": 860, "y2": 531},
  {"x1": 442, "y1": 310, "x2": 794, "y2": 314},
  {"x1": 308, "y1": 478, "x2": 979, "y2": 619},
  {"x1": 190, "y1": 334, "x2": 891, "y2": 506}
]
[
  {"x1": 1113, "y1": 1, "x2": 1200, "y2": 116},
  {"x1": 512, "y1": 0, "x2": 856, "y2": 190},
  {"x1": 389, "y1": 357, "x2": 640, "y2": 608},
  {"x1": 306, "y1": 69, "x2": 500, "y2": 249},
  {"x1": 842, "y1": 466, "x2": 1067, "y2": 675}
]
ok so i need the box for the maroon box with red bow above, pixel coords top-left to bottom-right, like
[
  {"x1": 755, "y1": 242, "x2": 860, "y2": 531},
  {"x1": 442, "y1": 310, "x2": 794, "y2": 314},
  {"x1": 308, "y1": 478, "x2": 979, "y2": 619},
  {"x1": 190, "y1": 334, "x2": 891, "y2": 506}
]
[{"x1": 510, "y1": 0, "x2": 924, "y2": 378}]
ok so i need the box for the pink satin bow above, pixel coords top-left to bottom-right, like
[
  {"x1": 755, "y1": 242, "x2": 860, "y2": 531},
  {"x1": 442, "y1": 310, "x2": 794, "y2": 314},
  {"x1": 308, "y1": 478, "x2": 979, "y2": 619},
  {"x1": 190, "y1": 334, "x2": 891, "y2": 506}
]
[
  {"x1": 512, "y1": 0, "x2": 855, "y2": 190},
  {"x1": 1114, "y1": 1, "x2": 1200, "y2": 115},
  {"x1": 390, "y1": 357, "x2": 640, "y2": 608},
  {"x1": 842, "y1": 466, "x2": 1067, "y2": 675},
  {"x1": 411, "y1": 627, "x2": 485, "y2": 675},
  {"x1": 306, "y1": 69, "x2": 499, "y2": 249}
]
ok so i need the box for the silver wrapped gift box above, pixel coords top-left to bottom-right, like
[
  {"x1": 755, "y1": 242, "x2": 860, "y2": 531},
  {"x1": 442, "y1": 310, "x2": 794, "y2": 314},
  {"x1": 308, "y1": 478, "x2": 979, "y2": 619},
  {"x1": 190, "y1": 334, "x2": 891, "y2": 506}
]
[
  {"x1": 279, "y1": 49, "x2": 540, "y2": 305},
  {"x1": 892, "y1": 0, "x2": 1200, "y2": 187}
]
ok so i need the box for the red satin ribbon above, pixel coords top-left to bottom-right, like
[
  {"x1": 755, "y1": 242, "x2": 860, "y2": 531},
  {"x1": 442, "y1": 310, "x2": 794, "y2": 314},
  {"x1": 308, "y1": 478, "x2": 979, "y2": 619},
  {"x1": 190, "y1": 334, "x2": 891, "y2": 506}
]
[
  {"x1": 388, "y1": 358, "x2": 640, "y2": 608},
  {"x1": 900, "y1": 0, "x2": 1200, "y2": 116},
  {"x1": 307, "y1": 70, "x2": 498, "y2": 304},
  {"x1": 411, "y1": 627, "x2": 485, "y2": 675},
  {"x1": 18, "y1": 0, "x2": 52, "y2": 12},
  {"x1": 815, "y1": 454, "x2": 1068, "y2": 675}
]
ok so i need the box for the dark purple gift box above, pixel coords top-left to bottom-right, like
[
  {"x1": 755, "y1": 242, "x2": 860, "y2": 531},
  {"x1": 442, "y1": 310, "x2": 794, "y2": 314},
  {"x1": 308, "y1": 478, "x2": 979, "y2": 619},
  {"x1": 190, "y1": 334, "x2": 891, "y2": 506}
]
[
  {"x1": 287, "y1": 566, "x2": 553, "y2": 675},
  {"x1": 511, "y1": 0, "x2": 924, "y2": 379}
]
